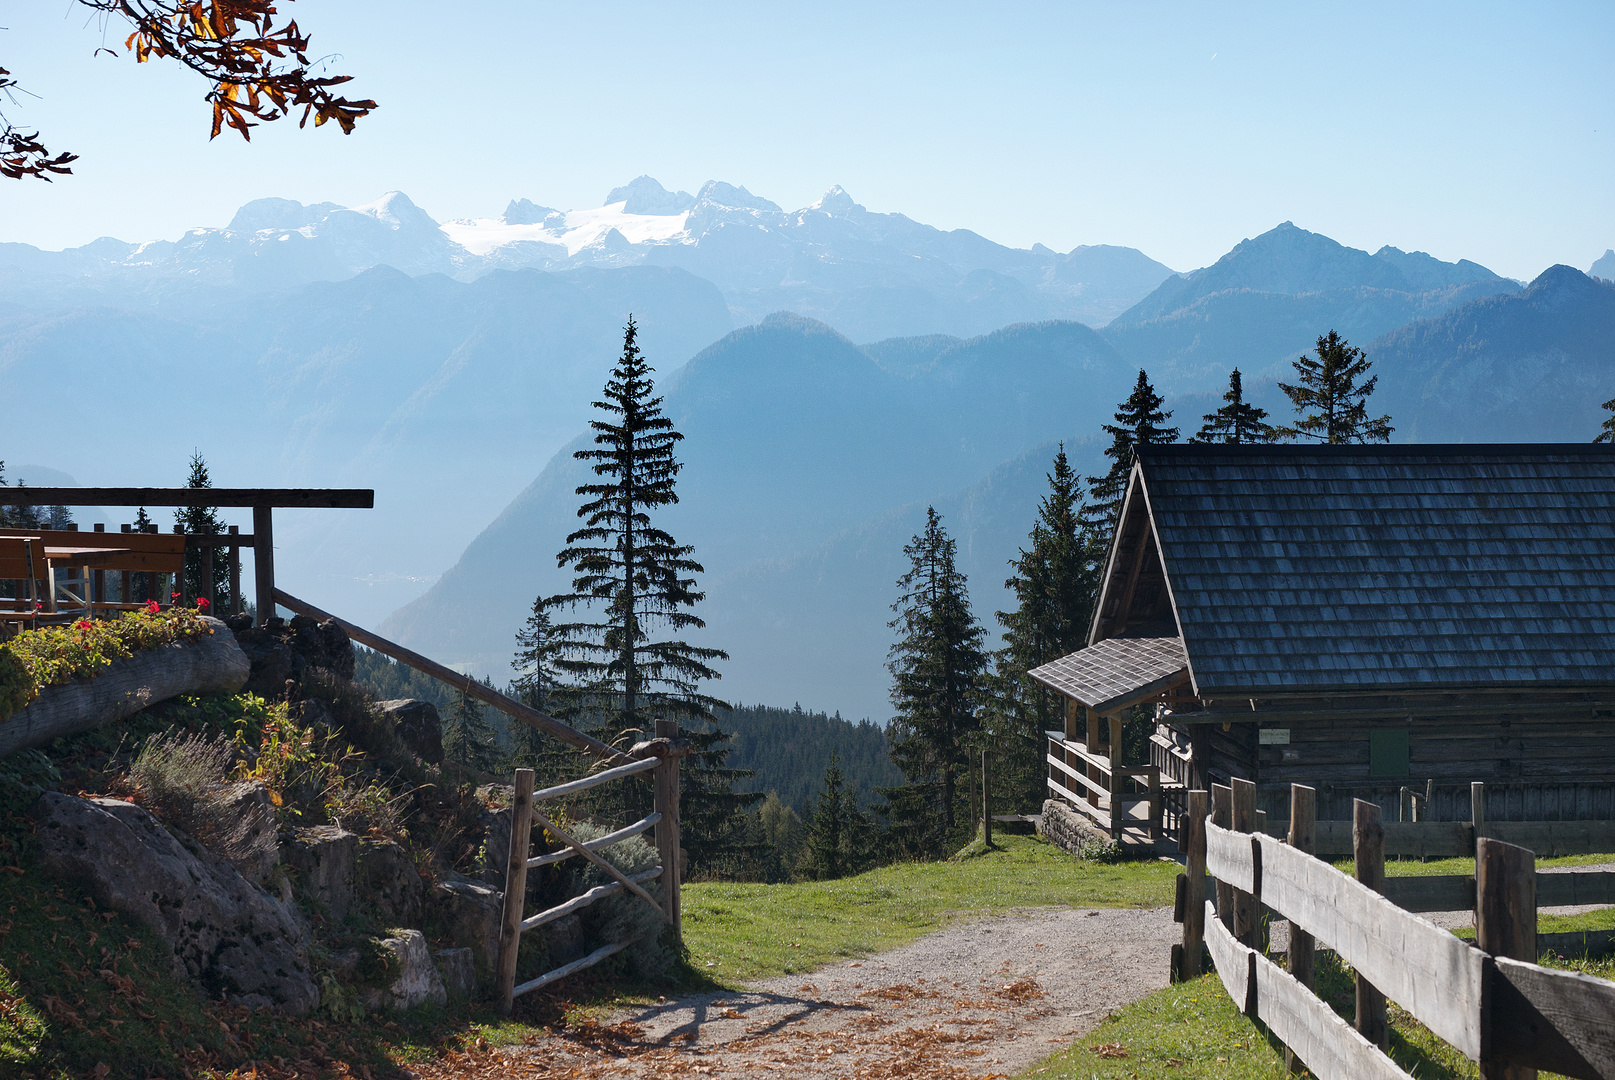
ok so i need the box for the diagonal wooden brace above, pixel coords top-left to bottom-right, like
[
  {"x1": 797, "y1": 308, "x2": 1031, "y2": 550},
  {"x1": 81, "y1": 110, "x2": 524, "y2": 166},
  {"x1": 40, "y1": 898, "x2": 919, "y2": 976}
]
[{"x1": 531, "y1": 808, "x2": 664, "y2": 915}]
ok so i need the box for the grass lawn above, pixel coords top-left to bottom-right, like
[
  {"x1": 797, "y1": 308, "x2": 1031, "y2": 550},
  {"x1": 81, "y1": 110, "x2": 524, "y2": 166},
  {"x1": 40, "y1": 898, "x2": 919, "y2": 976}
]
[{"x1": 681, "y1": 833, "x2": 1179, "y2": 982}]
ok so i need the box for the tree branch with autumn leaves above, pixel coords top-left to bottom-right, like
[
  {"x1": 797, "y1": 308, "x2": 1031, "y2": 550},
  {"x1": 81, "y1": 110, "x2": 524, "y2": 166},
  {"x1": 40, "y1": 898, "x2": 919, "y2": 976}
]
[{"x1": 1, "y1": 0, "x2": 375, "y2": 181}]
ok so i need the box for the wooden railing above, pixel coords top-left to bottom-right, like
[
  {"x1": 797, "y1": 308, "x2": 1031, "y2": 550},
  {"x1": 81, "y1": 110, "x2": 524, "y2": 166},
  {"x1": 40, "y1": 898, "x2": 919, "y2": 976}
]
[
  {"x1": 495, "y1": 726, "x2": 687, "y2": 1014},
  {"x1": 1046, "y1": 729, "x2": 1163, "y2": 842},
  {"x1": 1175, "y1": 780, "x2": 1615, "y2": 1080}
]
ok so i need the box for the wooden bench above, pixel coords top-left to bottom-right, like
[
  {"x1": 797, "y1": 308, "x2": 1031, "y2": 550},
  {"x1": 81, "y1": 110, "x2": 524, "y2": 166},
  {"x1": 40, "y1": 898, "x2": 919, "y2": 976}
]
[
  {"x1": 0, "y1": 529, "x2": 185, "y2": 614},
  {"x1": 0, "y1": 537, "x2": 45, "y2": 635}
]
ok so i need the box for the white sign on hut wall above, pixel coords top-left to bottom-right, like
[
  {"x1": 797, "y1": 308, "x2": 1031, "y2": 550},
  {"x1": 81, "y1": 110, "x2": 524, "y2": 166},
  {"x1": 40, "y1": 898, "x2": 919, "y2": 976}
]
[{"x1": 1259, "y1": 728, "x2": 1291, "y2": 745}]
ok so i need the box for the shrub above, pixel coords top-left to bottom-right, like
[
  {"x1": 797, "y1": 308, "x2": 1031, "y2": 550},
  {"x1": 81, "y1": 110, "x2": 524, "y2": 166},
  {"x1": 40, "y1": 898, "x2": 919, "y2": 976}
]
[
  {"x1": 130, "y1": 728, "x2": 277, "y2": 872},
  {"x1": 567, "y1": 820, "x2": 673, "y2": 979}
]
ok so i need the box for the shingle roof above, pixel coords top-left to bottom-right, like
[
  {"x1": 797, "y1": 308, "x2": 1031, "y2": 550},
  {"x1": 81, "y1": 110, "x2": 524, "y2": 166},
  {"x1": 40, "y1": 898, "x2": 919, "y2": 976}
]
[
  {"x1": 1135, "y1": 443, "x2": 1615, "y2": 695},
  {"x1": 1029, "y1": 633, "x2": 1188, "y2": 711}
]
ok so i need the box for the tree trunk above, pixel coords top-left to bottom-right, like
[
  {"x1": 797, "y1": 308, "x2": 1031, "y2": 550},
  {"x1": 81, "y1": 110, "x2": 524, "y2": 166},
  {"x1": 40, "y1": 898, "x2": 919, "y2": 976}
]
[{"x1": 0, "y1": 617, "x2": 249, "y2": 757}]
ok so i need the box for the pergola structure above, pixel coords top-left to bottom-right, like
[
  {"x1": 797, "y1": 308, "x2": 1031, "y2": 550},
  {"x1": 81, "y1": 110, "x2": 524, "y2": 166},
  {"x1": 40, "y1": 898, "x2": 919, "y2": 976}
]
[{"x1": 1032, "y1": 444, "x2": 1615, "y2": 841}]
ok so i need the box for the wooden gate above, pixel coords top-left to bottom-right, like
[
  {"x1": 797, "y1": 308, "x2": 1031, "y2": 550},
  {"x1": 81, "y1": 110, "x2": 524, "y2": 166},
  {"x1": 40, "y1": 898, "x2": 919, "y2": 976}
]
[{"x1": 494, "y1": 719, "x2": 689, "y2": 1015}]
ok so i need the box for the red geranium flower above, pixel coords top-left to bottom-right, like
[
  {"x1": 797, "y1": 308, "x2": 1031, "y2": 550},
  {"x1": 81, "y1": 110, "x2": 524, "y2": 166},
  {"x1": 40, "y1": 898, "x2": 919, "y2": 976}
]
[
  {"x1": 146, "y1": 599, "x2": 161, "y2": 614},
  {"x1": 195, "y1": 597, "x2": 210, "y2": 610},
  {"x1": 75, "y1": 619, "x2": 92, "y2": 630},
  {"x1": 171, "y1": 591, "x2": 181, "y2": 600}
]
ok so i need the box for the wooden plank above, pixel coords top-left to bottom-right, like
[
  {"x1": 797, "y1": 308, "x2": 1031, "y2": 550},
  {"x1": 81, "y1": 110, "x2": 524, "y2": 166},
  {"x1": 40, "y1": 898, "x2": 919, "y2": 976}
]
[
  {"x1": 1314, "y1": 820, "x2": 1473, "y2": 858},
  {"x1": 1477, "y1": 838, "x2": 1538, "y2": 1080},
  {"x1": 1287, "y1": 783, "x2": 1318, "y2": 1076},
  {"x1": 1254, "y1": 832, "x2": 1487, "y2": 1060},
  {"x1": 1492, "y1": 822, "x2": 1615, "y2": 858},
  {"x1": 1489, "y1": 955, "x2": 1615, "y2": 1080},
  {"x1": 1181, "y1": 790, "x2": 1207, "y2": 981},
  {"x1": 0, "y1": 487, "x2": 374, "y2": 509},
  {"x1": 532, "y1": 756, "x2": 658, "y2": 802},
  {"x1": 511, "y1": 939, "x2": 633, "y2": 999},
  {"x1": 1206, "y1": 820, "x2": 1256, "y2": 894},
  {"x1": 1384, "y1": 875, "x2": 1476, "y2": 913},
  {"x1": 1538, "y1": 871, "x2": 1615, "y2": 909},
  {"x1": 1203, "y1": 899, "x2": 1248, "y2": 1008},
  {"x1": 274, "y1": 587, "x2": 628, "y2": 764},
  {"x1": 1048, "y1": 753, "x2": 1110, "y2": 800},
  {"x1": 527, "y1": 813, "x2": 661, "y2": 869},
  {"x1": 1252, "y1": 940, "x2": 1415, "y2": 1080},
  {"x1": 1538, "y1": 929, "x2": 1615, "y2": 960},
  {"x1": 1356, "y1": 798, "x2": 1390, "y2": 1051},
  {"x1": 1050, "y1": 777, "x2": 1111, "y2": 826},
  {"x1": 519, "y1": 867, "x2": 665, "y2": 931}
]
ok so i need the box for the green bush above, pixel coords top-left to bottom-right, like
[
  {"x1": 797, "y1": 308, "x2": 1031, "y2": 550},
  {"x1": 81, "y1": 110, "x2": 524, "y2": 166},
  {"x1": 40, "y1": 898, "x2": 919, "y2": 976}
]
[{"x1": 568, "y1": 821, "x2": 674, "y2": 979}]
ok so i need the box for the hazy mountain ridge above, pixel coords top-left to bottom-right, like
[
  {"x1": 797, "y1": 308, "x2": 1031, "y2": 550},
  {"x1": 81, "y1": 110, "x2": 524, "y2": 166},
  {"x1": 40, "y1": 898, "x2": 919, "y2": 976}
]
[{"x1": 1, "y1": 178, "x2": 1177, "y2": 337}]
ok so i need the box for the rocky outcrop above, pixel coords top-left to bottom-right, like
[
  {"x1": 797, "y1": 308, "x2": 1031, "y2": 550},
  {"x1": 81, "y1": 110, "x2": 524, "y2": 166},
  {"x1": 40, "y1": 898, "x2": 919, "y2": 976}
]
[
  {"x1": 1039, "y1": 798, "x2": 1113, "y2": 856},
  {"x1": 362, "y1": 931, "x2": 446, "y2": 1010},
  {"x1": 429, "y1": 875, "x2": 503, "y2": 985},
  {"x1": 33, "y1": 792, "x2": 318, "y2": 1014},
  {"x1": 357, "y1": 838, "x2": 426, "y2": 928},
  {"x1": 284, "y1": 825, "x2": 359, "y2": 922},
  {"x1": 0, "y1": 617, "x2": 249, "y2": 756},
  {"x1": 375, "y1": 699, "x2": 444, "y2": 764},
  {"x1": 230, "y1": 614, "x2": 355, "y2": 696},
  {"x1": 433, "y1": 947, "x2": 476, "y2": 999}
]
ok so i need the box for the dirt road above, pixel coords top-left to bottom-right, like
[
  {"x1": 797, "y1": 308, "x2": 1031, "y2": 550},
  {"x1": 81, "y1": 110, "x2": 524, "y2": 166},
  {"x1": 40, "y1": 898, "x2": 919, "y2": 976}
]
[{"x1": 454, "y1": 905, "x2": 1177, "y2": 1079}]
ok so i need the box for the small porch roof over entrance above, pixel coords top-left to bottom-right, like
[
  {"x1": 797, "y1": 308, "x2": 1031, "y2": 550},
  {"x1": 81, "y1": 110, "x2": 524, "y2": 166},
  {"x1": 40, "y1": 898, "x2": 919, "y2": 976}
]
[{"x1": 1028, "y1": 632, "x2": 1188, "y2": 714}]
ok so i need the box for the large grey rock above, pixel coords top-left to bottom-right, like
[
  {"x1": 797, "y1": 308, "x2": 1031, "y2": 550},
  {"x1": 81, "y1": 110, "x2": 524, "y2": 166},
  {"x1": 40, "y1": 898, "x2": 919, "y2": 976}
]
[
  {"x1": 376, "y1": 699, "x2": 444, "y2": 764},
  {"x1": 362, "y1": 931, "x2": 446, "y2": 1010},
  {"x1": 213, "y1": 780, "x2": 281, "y2": 888},
  {"x1": 356, "y1": 838, "x2": 425, "y2": 927},
  {"x1": 546, "y1": 913, "x2": 586, "y2": 966},
  {"x1": 283, "y1": 825, "x2": 358, "y2": 923},
  {"x1": 433, "y1": 947, "x2": 476, "y2": 1000},
  {"x1": 232, "y1": 614, "x2": 354, "y2": 696},
  {"x1": 33, "y1": 792, "x2": 318, "y2": 1014},
  {"x1": 430, "y1": 875, "x2": 503, "y2": 983}
]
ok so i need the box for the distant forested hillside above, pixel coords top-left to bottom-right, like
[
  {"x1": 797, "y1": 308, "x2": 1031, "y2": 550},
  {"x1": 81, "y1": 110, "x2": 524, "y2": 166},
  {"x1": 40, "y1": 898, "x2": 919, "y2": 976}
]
[{"x1": 715, "y1": 703, "x2": 902, "y2": 812}]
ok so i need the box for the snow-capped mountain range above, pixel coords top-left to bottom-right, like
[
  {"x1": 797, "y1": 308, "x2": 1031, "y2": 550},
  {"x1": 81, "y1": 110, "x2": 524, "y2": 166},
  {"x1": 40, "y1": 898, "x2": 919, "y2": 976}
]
[{"x1": 0, "y1": 176, "x2": 1176, "y2": 336}]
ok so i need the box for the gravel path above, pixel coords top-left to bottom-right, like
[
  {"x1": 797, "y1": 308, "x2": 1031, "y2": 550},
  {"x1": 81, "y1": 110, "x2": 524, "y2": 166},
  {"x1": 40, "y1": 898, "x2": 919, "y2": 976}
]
[{"x1": 488, "y1": 906, "x2": 1178, "y2": 1079}]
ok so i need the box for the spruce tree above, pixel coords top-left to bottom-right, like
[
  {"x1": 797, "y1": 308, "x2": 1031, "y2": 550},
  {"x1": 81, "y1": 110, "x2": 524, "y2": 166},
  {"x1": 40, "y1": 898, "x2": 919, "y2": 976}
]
[
  {"x1": 992, "y1": 445, "x2": 1099, "y2": 811},
  {"x1": 800, "y1": 752, "x2": 866, "y2": 880},
  {"x1": 532, "y1": 319, "x2": 755, "y2": 868},
  {"x1": 884, "y1": 507, "x2": 988, "y2": 853},
  {"x1": 1081, "y1": 369, "x2": 1178, "y2": 536},
  {"x1": 174, "y1": 450, "x2": 228, "y2": 601},
  {"x1": 443, "y1": 686, "x2": 501, "y2": 774},
  {"x1": 1275, "y1": 331, "x2": 1393, "y2": 443},
  {"x1": 10, "y1": 480, "x2": 41, "y2": 531},
  {"x1": 1191, "y1": 368, "x2": 1273, "y2": 444},
  {"x1": 1596, "y1": 397, "x2": 1615, "y2": 443}
]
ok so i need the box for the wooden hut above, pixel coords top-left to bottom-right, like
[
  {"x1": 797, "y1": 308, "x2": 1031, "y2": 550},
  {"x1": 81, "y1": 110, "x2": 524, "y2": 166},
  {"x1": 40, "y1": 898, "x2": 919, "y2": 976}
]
[{"x1": 1031, "y1": 444, "x2": 1615, "y2": 840}]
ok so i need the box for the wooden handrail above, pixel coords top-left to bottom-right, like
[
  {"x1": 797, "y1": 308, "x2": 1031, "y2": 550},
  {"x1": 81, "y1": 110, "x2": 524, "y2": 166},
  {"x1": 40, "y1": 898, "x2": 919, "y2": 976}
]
[{"x1": 273, "y1": 587, "x2": 628, "y2": 765}]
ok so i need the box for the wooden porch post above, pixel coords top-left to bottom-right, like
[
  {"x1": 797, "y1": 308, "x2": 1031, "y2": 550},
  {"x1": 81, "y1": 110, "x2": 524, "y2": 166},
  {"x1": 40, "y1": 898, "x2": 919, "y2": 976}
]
[
  {"x1": 1108, "y1": 714, "x2": 1124, "y2": 841},
  {"x1": 252, "y1": 503, "x2": 274, "y2": 624}
]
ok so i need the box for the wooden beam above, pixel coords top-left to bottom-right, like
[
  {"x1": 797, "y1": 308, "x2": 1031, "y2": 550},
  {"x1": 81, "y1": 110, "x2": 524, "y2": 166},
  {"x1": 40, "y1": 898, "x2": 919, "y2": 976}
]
[
  {"x1": 1477, "y1": 838, "x2": 1537, "y2": 1080},
  {"x1": 0, "y1": 487, "x2": 374, "y2": 509},
  {"x1": 253, "y1": 504, "x2": 275, "y2": 625}
]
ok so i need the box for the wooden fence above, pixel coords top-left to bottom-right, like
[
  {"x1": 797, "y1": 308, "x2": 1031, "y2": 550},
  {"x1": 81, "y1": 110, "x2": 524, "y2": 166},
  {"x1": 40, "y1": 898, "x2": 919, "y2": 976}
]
[
  {"x1": 1046, "y1": 729, "x2": 1164, "y2": 842},
  {"x1": 1175, "y1": 780, "x2": 1615, "y2": 1080},
  {"x1": 495, "y1": 727, "x2": 687, "y2": 1014}
]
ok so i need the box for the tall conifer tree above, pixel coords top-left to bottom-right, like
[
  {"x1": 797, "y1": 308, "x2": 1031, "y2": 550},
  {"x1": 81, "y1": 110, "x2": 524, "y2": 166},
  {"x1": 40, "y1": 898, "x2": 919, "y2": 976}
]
[
  {"x1": 175, "y1": 450, "x2": 228, "y2": 601},
  {"x1": 1192, "y1": 368, "x2": 1273, "y2": 444},
  {"x1": 443, "y1": 686, "x2": 501, "y2": 773},
  {"x1": 1081, "y1": 369, "x2": 1178, "y2": 537},
  {"x1": 1275, "y1": 331, "x2": 1393, "y2": 443},
  {"x1": 992, "y1": 446, "x2": 1098, "y2": 810},
  {"x1": 884, "y1": 507, "x2": 988, "y2": 852},
  {"x1": 800, "y1": 752, "x2": 871, "y2": 880},
  {"x1": 531, "y1": 319, "x2": 756, "y2": 870}
]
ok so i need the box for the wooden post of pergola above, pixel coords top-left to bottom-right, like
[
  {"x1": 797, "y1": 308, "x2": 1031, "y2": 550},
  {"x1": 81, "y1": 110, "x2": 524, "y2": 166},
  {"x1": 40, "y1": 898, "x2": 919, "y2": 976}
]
[{"x1": 0, "y1": 488, "x2": 373, "y2": 625}]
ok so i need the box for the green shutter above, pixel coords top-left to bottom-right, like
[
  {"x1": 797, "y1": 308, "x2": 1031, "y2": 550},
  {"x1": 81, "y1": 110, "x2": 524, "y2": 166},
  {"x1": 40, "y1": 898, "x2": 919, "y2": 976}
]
[{"x1": 1369, "y1": 729, "x2": 1411, "y2": 779}]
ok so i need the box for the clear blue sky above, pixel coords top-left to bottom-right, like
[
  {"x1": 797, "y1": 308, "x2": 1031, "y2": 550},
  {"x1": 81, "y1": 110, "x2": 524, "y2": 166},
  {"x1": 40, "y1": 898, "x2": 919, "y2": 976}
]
[{"x1": 3, "y1": 1, "x2": 1610, "y2": 279}]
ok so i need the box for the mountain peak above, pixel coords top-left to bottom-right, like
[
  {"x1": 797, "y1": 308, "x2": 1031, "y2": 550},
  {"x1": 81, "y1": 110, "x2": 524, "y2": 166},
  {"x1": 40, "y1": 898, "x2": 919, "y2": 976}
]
[
  {"x1": 694, "y1": 180, "x2": 781, "y2": 212},
  {"x1": 502, "y1": 198, "x2": 558, "y2": 225},
  {"x1": 1592, "y1": 249, "x2": 1615, "y2": 281},
  {"x1": 346, "y1": 191, "x2": 439, "y2": 231},
  {"x1": 226, "y1": 197, "x2": 341, "y2": 234},
  {"x1": 603, "y1": 176, "x2": 695, "y2": 216},
  {"x1": 810, "y1": 186, "x2": 861, "y2": 215}
]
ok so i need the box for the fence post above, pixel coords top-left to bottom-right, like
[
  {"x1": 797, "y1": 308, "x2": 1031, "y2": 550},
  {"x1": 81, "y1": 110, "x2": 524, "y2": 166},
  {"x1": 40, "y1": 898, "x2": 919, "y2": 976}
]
[
  {"x1": 982, "y1": 749, "x2": 992, "y2": 847},
  {"x1": 1472, "y1": 781, "x2": 1487, "y2": 854},
  {"x1": 1211, "y1": 783, "x2": 1234, "y2": 932},
  {"x1": 1477, "y1": 837, "x2": 1537, "y2": 1080},
  {"x1": 654, "y1": 718, "x2": 683, "y2": 937},
  {"x1": 1108, "y1": 715, "x2": 1124, "y2": 842},
  {"x1": 1353, "y1": 798, "x2": 1389, "y2": 1049},
  {"x1": 252, "y1": 503, "x2": 274, "y2": 624},
  {"x1": 496, "y1": 768, "x2": 536, "y2": 1017},
  {"x1": 1180, "y1": 788, "x2": 1208, "y2": 981},
  {"x1": 1285, "y1": 783, "x2": 1317, "y2": 1075},
  {"x1": 227, "y1": 525, "x2": 242, "y2": 617},
  {"x1": 1232, "y1": 777, "x2": 1259, "y2": 950},
  {"x1": 1149, "y1": 766, "x2": 1162, "y2": 841}
]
